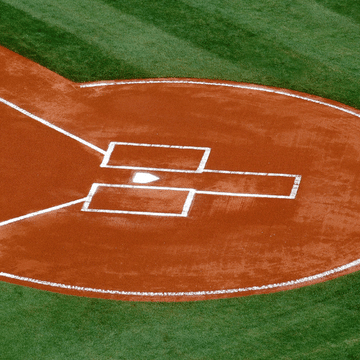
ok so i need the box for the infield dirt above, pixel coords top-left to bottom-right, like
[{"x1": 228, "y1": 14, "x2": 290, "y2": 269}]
[{"x1": 1, "y1": 46, "x2": 360, "y2": 301}]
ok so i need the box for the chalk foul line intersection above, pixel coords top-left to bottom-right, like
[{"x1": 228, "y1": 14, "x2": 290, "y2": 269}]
[{"x1": 0, "y1": 97, "x2": 301, "y2": 227}]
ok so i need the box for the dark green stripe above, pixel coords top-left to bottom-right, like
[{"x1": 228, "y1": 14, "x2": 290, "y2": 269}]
[
  {"x1": 1, "y1": 272, "x2": 360, "y2": 359},
  {"x1": 0, "y1": 2, "x2": 150, "y2": 81},
  {"x1": 316, "y1": 0, "x2": 360, "y2": 23}
]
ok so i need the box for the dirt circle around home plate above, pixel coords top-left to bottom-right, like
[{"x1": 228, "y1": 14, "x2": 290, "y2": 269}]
[{"x1": 0, "y1": 46, "x2": 360, "y2": 301}]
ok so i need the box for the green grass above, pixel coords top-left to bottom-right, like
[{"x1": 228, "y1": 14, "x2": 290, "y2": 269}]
[
  {"x1": 0, "y1": 1, "x2": 150, "y2": 81},
  {"x1": 1, "y1": 0, "x2": 360, "y2": 358},
  {"x1": 1, "y1": 273, "x2": 360, "y2": 359},
  {"x1": 1, "y1": 0, "x2": 360, "y2": 106}
]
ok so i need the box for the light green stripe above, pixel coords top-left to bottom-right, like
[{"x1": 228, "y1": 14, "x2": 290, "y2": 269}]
[
  {"x1": 183, "y1": 0, "x2": 360, "y2": 73},
  {"x1": 2, "y1": 0, "x2": 245, "y2": 78}
]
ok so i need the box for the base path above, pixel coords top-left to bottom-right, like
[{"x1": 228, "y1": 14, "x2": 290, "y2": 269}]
[{"x1": 1, "y1": 46, "x2": 360, "y2": 301}]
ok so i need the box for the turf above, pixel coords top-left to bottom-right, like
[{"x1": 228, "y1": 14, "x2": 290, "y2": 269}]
[
  {"x1": 0, "y1": 2, "x2": 150, "y2": 81},
  {"x1": 1, "y1": 0, "x2": 360, "y2": 106},
  {"x1": 1, "y1": 273, "x2": 360, "y2": 359},
  {"x1": 0, "y1": 0, "x2": 360, "y2": 358}
]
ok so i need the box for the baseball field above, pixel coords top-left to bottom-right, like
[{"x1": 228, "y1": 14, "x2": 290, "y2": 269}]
[{"x1": 1, "y1": 0, "x2": 360, "y2": 358}]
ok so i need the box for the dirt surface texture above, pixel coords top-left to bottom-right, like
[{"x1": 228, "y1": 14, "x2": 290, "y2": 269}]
[{"x1": 1, "y1": 46, "x2": 359, "y2": 301}]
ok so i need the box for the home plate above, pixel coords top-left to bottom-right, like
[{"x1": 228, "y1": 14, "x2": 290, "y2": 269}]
[{"x1": 132, "y1": 172, "x2": 160, "y2": 184}]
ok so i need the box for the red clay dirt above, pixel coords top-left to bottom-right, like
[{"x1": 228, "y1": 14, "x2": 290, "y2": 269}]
[{"x1": 0, "y1": 46, "x2": 360, "y2": 301}]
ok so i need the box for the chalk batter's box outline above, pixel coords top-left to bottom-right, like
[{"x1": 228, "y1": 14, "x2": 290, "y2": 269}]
[
  {"x1": 100, "y1": 142, "x2": 211, "y2": 173},
  {"x1": 82, "y1": 183, "x2": 196, "y2": 217},
  {"x1": 100, "y1": 141, "x2": 301, "y2": 197},
  {"x1": 82, "y1": 142, "x2": 302, "y2": 217}
]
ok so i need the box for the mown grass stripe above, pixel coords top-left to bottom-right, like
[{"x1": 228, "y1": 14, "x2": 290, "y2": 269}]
[
  {"x1": 2, "y1": 0, "x2": 360, "y2": 108},
  {"x1": 1, "y1": 0, "x2": 242, "y2": 80},
  {"x1": 0, "y1": 1, "x2": 150, "y2": 81}
]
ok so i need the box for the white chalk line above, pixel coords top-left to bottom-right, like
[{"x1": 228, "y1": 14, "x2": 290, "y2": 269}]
[
  {"x1": 1, "y1": 258, "x2": 360, "y2": 297},
  {"x1": 0, "y1": 98, "x2": 105, "y2": 226},
  {"x1": 182, "y1": 189, "x2": 196, "y2": 216},
  {"x1": 81, "y1": 175, "x2": 298, "y2": 218},
  {"x1": 0, "y1": 80, "x2": 357, "y2": 297},
  {"x1": 0, "y1": 198, "x2": 88, "y2": 227},
  {"x1": 82, "y1": 183, "x2": 195, "y2": 217},
  {"x1": 197, "y1": 148, "x2": 211, "y2": 173},
  {"x1": 289, "y1": 175, "x2": 302, "y2": 199},
  {"x1": 203, "y1": 169, "x2": 298, "y2": 177},
  {"x1": 195, "y1": 191, "x2": 292, "y2": 199},
  {"x1": 0, "y1": 97, "x2": 300, "y2": 222},
  {"x1": 0, "y1": 97, "x2": 106, "y2": 155},
  {"x1": 101, "y1": 142, "x2": 300, "y2": 183},
  {"x1": 104, "y1": 166, "x2": 205, "y2": 173},
  {"x1": 80, "y1": 79, "x2": 360, "y2": 120},
  {"x1": 100, "y1": 142, "x2": 212, "y2": 173},
  {"x1": 102, "y1": 141, "x2": 210, "y2": 150}
]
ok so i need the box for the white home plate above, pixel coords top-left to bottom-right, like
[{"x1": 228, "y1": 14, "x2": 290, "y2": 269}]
[{"x1": 132, "y1": 172, "x2": 160, "y2": 184}]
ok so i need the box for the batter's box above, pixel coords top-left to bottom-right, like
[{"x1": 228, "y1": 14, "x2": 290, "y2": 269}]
[
  {"x1": 100, "y1": 142, "x2": 211, "y2": 173},
  {"x1": 82, "y1": 183, "x2": 196, "y2": 217}
]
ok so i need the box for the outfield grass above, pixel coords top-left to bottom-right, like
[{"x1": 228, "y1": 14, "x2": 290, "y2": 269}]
[
  {"x1": 1, "y1": 0, "x2": 360, "y2": 358},
  {"x1": 1, "y1": 0, "x2": 360, "y2": 107},
  {"x1": 1, "y1": 273, "x2": 360, "y2": 359}
]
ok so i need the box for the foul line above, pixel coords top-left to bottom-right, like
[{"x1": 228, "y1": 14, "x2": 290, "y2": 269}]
[
  {"x1": 80, "y1": 80, "x2": 360, "y2": 120},
  {"x1": 0, "y1": 97, "x2": 106, "y2": 155},
  {"x1": 1, "y1": 258, "x2": 360, "y2": 297},
  {"x1": 0, "y1": 198, "x2": 87, "y2": 227}
]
